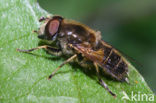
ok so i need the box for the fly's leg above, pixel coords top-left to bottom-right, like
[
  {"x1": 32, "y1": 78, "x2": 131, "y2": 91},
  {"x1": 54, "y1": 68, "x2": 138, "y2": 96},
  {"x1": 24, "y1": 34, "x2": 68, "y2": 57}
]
[
  {"x1": 17, "y1": 45, "x2": 48, "y2": 52},
  {"x1": 39, "y1": 15, "x2": 52, "y2": 22},
  {"x1": 48, "y1": 54, "x2": 77, "y2": 79},
  {"x1": 17, "y1": 45, "x2": 62, "y2": 56},
  {"x1": 94, "y1": 62, "x2": 116, "y2": 97},
  {"x1": 39, "y1": 16, "x2": 46, "y2": 22}
]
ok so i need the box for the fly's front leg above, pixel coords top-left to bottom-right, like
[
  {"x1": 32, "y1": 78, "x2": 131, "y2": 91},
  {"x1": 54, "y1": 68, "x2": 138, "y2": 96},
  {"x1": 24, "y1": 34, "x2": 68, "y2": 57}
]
[
  {"x1": 39, "y1": 15, "x2": 52, "y2": 22},
  {"x1": 17, "y1": 45, "x2": 62, "y2": 56},
  {"x1": 94, "y1": 62, "x2": 116, "y2": 97},
  {"x1": 45, "y1": 46, "x2": 62, "y2": 56}
]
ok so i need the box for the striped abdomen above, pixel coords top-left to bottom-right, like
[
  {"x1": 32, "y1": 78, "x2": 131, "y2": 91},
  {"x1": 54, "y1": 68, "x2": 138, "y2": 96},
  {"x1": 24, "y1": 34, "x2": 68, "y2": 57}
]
[
  {"x1": 100, "y1": 45, "x2": 128, "y2": 81},
  {"x1": 71, "y1": 41, "x2": 129, "y2": 82}
]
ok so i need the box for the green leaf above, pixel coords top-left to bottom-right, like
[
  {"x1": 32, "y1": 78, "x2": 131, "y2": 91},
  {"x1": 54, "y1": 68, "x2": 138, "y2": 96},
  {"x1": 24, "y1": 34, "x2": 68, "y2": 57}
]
[{"x1": 0, "y1": 0, "x2": 155, "y2": 103}]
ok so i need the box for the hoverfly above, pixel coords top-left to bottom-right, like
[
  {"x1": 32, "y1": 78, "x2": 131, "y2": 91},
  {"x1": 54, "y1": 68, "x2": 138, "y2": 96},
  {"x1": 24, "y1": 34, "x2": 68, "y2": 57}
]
[{"x1": 17, "y1": 15, "x2": 129, "y2": 97}]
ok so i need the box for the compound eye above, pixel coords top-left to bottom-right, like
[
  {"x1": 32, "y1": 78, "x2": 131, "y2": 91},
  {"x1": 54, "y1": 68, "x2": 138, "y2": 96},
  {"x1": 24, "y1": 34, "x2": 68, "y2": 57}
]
[{"x1": 48, "y1": 19, "x2": 60, "y2": 36}]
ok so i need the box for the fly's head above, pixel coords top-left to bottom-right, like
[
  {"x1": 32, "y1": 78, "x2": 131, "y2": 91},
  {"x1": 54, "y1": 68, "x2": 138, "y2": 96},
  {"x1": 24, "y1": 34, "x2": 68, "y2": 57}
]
[{"x1": 36, "y1": 16, "x2": 63, "y2": 43}]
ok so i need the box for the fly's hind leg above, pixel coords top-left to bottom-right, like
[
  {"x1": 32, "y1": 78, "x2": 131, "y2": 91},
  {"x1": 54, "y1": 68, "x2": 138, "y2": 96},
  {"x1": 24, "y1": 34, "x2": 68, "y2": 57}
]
[
  {"x1": 17, "y1": 45, "x2": 62, "y2": 56},
  {"x1": 94, "y1": 62, "x2": 116, "y2": 97}
]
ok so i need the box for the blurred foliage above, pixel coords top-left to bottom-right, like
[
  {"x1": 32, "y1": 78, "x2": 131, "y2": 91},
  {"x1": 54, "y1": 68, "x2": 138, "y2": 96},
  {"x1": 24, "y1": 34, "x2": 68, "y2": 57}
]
[{"x1": 38, "y1": 0, "x2": 156, "y2": 93}]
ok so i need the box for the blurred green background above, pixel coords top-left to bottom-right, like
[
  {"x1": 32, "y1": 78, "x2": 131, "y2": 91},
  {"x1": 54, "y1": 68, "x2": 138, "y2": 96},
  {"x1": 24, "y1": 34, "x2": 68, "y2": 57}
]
[{"x1": 38, "y1": 0, "x2": 156, "y2": 93}]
